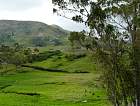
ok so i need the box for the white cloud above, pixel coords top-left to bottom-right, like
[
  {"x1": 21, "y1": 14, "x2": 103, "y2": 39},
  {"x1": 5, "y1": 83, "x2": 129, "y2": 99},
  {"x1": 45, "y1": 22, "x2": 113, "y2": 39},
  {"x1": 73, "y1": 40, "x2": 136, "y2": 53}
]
[
  {"x1": 0, "y1": 0, "x2": 44, "y2": 11},
  {"x1": 0, "y1": 0, "x2": 86, "y2": 31}
]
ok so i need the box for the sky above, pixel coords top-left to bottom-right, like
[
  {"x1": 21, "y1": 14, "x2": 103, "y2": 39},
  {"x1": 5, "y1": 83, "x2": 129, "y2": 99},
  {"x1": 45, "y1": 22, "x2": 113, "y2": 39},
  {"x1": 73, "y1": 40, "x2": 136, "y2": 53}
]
[{"x1": 0, "y1": 0, "x2": 87, "y2": 31}]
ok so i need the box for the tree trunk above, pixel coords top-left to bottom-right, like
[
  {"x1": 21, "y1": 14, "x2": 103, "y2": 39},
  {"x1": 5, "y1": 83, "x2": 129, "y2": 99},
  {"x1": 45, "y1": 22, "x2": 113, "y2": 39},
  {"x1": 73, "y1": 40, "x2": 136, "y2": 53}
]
[{"x1": 134, "y1": 29, "x2": 140, "y2": 106}]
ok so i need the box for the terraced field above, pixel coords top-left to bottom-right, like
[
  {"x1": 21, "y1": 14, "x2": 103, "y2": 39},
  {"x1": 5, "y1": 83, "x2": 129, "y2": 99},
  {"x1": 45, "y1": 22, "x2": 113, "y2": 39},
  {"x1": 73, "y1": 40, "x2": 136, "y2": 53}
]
[{"x1": 0, "y1": 67, "x2": 111, "y2": 106}]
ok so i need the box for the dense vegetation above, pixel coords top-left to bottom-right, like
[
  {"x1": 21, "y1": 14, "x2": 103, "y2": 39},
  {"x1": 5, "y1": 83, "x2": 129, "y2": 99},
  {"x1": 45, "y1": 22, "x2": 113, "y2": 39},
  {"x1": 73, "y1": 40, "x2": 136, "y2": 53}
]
[
  {"x1": 0, "y1": 44, "x2": 111, "y2": 106},
  {"x1": 0, "y1": 0, "x2": 140, "y2": 106},
  {"x1": 53, "y1": 0, "x2": 140, "y2": 106},
  {"x1": 0, "y1": 22, "x2": 110, "y2": 105}
]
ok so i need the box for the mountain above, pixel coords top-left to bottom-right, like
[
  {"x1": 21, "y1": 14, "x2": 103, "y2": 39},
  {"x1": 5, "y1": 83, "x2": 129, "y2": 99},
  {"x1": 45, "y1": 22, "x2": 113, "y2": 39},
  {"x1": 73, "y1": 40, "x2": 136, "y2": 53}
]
[{"x1": 0, "y1": 20, "x2": 69, "y2": 46}]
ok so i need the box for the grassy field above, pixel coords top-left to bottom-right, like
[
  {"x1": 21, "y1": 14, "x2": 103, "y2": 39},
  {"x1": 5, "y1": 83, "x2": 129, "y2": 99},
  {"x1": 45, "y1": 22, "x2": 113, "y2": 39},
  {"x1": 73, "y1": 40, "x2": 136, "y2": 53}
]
[
  {"x1": 31, "y1": 47, "x2": 101, "y2": 73},
  {"x1": 0, "y1": 67, "x2": 111, "y2": 106},
  {"x1": 0, "y1": 47, "x2": 111, "y2": 106},
  {"x1": 32, "y1": 56, "x2": 100, "y2": 73}
]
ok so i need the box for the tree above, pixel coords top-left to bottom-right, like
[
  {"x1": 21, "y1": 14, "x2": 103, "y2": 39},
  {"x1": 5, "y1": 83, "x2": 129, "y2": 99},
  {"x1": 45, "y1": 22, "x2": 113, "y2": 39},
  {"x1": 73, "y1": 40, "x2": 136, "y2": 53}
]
[
  {"x1": 0, "y1": 45, "x2": 14, "y2": 64},
  {"x1": 32, "y1": 36, "x2": 47, "y2": 47},
  {"x1": 0, "y1": 32, "x2": 15, "y2": 44},
  {"x1": 10, "y1": 51, "x2": 28, "y2": 69},
  {"x1": 24, "y1": 48, "x2": 33, "y2": 63},
  {"x1": 68, "y1": 31, "x2": 86, "y2": 49},
  {"x1": 52, "y1": 0, "x2": 140, "y2": 105},
  {"x1": 0, "y1": 44, "x2": 33, "y2": 71},
  {"x1": 0, "y1": 45, "x2": 12, "y2": 72}
]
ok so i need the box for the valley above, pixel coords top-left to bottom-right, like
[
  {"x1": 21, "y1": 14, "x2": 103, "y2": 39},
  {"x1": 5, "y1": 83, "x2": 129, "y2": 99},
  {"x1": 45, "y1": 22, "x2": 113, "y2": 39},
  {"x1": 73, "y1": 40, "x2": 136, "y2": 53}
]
[{"x1": 0, "y1": 20, "x2": 111, "y2": 106}]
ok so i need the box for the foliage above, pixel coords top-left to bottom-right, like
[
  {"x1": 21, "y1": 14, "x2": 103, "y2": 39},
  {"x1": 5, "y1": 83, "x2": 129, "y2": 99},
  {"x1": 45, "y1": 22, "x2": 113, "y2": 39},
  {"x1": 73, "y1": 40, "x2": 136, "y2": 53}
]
[
  {"x1": 53, "y1": 0, "x2": 140, "y2": 105},
  {"x1": 49, "y1": 38, "x2": 63, "y2": 46},
  {"x1": 0, "y1": 32, "x2": 15, "y2": 44},
  {"x1": 32, "y1": 50, "x2": 62, "y2": 62},
  {"x1": 65, "y1": 53, "x2": 86, "y2": 61},
  {"x1": 10, "y1": 52, "x2": 28, "y2": 67},
  {"x1": 0, "y1": 44, "x2": 33, "y2": 69},
  {"x1": 68, "y1": 31, "x2": 85, "y2": 47},
  {"x1": 32, "y1": 36, "x2": 48, "y2": 47}
]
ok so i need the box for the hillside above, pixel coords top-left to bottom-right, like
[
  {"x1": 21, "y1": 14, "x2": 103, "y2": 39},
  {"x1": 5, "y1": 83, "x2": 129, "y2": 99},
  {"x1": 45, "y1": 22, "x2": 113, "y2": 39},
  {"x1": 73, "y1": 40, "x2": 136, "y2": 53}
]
[
  {"x1": 0, "y1": 20, "x2": 68, "y2": 46},
  {"x1": 0, "y1": 49, "x2": 110, "y2": 106}
]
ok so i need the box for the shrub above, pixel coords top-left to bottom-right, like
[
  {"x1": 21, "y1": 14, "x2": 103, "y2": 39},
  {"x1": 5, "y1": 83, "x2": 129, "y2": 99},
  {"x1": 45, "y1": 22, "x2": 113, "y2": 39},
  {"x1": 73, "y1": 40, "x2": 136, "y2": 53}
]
[
  {"x1": 32, "y1": 50, "x2": 62, "y2": 62},
  {"x1": 65, "y1": 53, "x2": 86, "y2": 61}
]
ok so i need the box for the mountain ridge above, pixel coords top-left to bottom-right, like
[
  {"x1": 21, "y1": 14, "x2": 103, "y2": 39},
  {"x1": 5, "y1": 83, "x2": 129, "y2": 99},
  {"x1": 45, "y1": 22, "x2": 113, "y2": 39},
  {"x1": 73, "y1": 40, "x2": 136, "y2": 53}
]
[{"x1": 0, "y1": 20, "x2": 69, "y2": 46}]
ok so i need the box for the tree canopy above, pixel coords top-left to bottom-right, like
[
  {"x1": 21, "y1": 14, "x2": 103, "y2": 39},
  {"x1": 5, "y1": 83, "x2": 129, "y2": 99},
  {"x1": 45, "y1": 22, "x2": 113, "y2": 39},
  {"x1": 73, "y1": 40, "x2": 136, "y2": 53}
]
[{"x1": 53, "y1": 0, "x2": 140, "y2": 106}]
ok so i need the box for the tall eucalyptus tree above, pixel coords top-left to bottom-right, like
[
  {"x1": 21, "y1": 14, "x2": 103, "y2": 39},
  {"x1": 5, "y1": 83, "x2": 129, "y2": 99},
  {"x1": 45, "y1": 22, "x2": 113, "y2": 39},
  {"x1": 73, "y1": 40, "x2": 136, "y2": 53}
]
[{"x1": 52, "y1": 0, "x2": 140, "y2": 105}]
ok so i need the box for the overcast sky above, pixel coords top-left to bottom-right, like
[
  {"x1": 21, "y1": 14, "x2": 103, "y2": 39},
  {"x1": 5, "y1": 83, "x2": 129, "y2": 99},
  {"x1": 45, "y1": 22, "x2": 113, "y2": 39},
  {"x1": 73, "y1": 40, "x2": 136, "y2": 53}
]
[{"x1": 0, "y1": 0, "x2": 87, "y2": 31}]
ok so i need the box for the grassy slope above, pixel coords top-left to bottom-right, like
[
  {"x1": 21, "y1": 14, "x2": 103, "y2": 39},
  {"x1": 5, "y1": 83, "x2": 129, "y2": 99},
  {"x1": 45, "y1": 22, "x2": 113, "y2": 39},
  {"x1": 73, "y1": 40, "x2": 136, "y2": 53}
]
[
  {"x1": 32, "y1": 46, "x2": 101, "y2": 73},
  {"x1": 0, "y1": 47, "x2": 111, "y2": 106},
  {"x1": 32, "y1": 56, "x2": 100, "y2": 73},
  {"x1": 0, "y1": 68, "x2": 111, "y2": 106}
]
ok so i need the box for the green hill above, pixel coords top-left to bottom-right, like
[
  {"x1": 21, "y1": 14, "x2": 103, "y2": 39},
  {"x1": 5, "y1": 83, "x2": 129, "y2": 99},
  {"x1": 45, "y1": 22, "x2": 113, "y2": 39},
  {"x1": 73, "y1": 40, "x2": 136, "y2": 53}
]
[{"x1": 0, "y1": 20, "x2": 68, "y2": 46}]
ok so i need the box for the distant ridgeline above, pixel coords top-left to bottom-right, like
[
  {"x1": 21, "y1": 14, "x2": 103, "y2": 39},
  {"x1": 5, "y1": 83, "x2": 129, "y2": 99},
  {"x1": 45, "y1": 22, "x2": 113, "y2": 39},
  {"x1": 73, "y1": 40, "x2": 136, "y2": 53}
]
[{"x1": 0, "y1": 20, "x2": 69, "y2": 47}]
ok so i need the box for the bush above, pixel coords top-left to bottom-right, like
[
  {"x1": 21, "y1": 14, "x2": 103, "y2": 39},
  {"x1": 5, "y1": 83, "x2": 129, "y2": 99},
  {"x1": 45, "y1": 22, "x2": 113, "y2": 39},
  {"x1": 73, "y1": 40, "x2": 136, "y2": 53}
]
[
  {"x1": 32, "y1": 50, "x2": 62, "y2": 62},
  {"x1": 65, "y1": 53, "x2": 86, "y2": 61}
]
